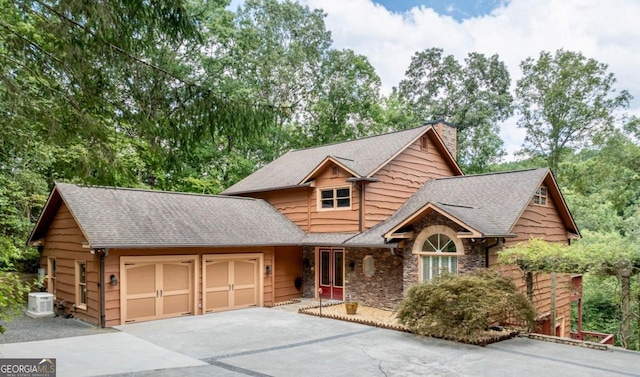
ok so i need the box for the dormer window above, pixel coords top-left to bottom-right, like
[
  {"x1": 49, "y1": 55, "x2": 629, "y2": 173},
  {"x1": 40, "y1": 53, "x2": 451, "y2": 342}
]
[
  {"x1": 319, "y1": 186, "x2": 351, "y2": 210},
  {"x1": 533, "y1": 186, "x2": 548, "y2": 206}
]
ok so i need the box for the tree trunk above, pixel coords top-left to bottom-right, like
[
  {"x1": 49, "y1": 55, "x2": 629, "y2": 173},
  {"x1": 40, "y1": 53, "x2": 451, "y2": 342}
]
[
  {"x1": 621, "y1": 271, "x2": 631, "y2": 349},
  {"x1": 526, "y1": 272, "x2": 534, "y2": 301}
]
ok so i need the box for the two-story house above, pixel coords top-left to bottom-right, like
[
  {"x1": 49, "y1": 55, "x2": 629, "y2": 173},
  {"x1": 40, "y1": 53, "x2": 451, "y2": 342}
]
[{"x1": 28, "y1": 121, "x2": 580, "y2": 336}]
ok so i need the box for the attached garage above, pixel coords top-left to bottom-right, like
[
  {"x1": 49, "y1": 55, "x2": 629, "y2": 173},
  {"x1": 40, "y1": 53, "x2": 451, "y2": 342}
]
[{"x1": 29, "y1": 183, "x2": 305, "y2": 327}]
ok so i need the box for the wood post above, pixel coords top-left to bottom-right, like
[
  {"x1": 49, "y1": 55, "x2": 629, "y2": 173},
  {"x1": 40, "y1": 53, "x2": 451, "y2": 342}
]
[{"x1": 551, "y1": 272, "x2": 556, "y2": 336}]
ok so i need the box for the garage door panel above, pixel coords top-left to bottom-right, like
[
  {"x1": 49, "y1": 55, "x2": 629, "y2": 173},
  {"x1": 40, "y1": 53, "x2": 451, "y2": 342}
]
[
  {"x1": 162, "y1": 294, "x2": 190, "y2": 316},
  {"x1": 127, "y1": 297, "x2": 156, "y2": 320},
  {"x1": 206, "y1": 291, "x2": 229, "y2": 312},
  {"x1": 126, "y1": 264, "x2": 156, "y2": 295},
  {"x1": 233, "y1": 288, "x2": 256, "y2": 307},
  {"x1": 234, "y1": 261, "x2": 256, "y2": 286},
  {"x1": 163, "y1": 263, "x2": 191, "y2": 291},
  {"x1": 206, "y1": 261, "x2": 229, "y2": 288}
]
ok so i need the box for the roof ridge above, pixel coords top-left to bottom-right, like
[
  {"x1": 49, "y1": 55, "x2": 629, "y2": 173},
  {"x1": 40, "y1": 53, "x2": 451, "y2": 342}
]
[
  {"x1": 286, "y1": 124, "x2": 430, "y2": 154},
  {"x1": 55, "y1": 182, "x2": 258, "y2": 201},
  {"x1": 432, "y1": 168, "x2": 546, "y2": 181}
]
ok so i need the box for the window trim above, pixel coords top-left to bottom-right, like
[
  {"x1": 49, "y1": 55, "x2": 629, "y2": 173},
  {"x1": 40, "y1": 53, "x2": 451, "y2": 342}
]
[
  {"x1": 533, "y1": 186, "x2": 548, "y2": 206},
  {"x1": 412, "y1": 225, "x2": 464, "y2": 282},
  {"x1": 317, "y1": 185, "x2": 352, "y2": 211},
  {"x1": 47, "y1": 257, "x2": 56, "y2": 298},
  {"x1": 75, "y1": 260, "x2": 87, "y2": 310}
]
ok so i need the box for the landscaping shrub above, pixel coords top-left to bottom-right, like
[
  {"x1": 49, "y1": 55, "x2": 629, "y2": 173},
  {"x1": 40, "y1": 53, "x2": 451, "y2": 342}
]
[
  {"x1": 397, "y1": 270, "x2": 535, "y2": 340},
  {"x1": 0, "y1": 272, "x2": 31, "y2": 333}
]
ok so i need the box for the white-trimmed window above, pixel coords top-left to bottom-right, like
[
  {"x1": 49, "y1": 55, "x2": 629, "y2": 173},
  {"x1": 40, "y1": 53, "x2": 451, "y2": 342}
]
[
  {"x1": 420, "y1": 234, "x2": 458, "y2": 280},
  {"x1": 48, "y1": 257, "x2": 56, "y2": 297},
  {"x1": 76, "y1": 261, "x2": 87, "y2": 309},
  {"x1": 413, "y1": 225, "x2": 464, "y2": 282},
  {"x1": 533, "y1": 186, "x2": 548, "y2": 206},
  {"x1": 319, "y1": 186, "x2": 351, "y2": 210}
]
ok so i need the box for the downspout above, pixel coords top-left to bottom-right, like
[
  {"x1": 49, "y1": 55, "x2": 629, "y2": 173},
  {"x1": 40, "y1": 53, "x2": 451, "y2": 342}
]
[
  {"x1": 358, "y1": 181, "x2": 364, "y2": 232},
  {"x1": 99, "y1": 248, "x2": 109, "y2": 328},
  {"x1": 484, "y1": 238, "x2": 500, "y2": 268}
]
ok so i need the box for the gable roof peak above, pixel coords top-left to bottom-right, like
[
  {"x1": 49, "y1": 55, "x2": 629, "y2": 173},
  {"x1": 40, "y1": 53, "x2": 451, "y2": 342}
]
[{"x1": 223, "y1": 124, "x2": 460, "y2": 195}]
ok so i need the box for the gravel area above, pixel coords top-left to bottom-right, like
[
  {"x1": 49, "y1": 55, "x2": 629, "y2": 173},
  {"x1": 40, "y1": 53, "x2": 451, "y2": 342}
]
[
  {"x1": 301, "y1": 303, "x2": 407, "y2": 330},
  {"x1": 0, "y1": 311, "x2": 116, "y2": 344}
]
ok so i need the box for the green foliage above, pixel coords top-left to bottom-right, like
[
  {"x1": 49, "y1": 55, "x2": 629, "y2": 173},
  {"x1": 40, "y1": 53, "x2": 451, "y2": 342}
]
[
  {"x1": 498, "y1": 238, "x2": 580, "y2": 274},
  {"x1": 0, "y1": 273, "x2": 31, "y2": 333},
  {"x1": 515, "y1": 49, "x2": 632, "y2": 173},
  {"x1": 397, "y1": 270, "x2": 535, "y2": 340},
  {"x1": 397, "y1": 48, "x2": 513, "y2": 173}
]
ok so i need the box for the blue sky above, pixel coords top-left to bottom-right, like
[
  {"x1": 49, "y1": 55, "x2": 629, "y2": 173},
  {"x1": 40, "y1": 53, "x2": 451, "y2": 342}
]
[{"x1": 372, "y1": 0, "x2": 505, "y2": 21}]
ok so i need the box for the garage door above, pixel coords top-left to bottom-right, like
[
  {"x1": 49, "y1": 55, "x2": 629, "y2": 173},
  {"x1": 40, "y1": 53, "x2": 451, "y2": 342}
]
[
  {"x1": 203, "y1": 253, "x2": 263, "y2": 313},
  {"x1": 120, "y1": 255, "x2": 197, "y2": 324}
]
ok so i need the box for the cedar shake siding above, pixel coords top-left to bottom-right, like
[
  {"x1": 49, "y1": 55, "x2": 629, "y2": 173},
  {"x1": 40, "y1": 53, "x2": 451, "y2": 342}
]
[
  {"x1": 274, "y1": 246, "x2": 303, "y2": 303},
  {"x1": 498, "y1": 189, "x2": 574, "y2": 338},
  {"x1": 365, "y1": 135, "x2": 459, "y2": 229},
  {"x1": 39, "y1": 203, "x2": 100, "y2": 325},
  {"x1": 309, "y1": 165, "x2": 360, "y2": 233},
  {"x1": 251, "y1": 187, "x2": 311, "y2": 231},
  {"x1": 250, "y1": 164, "x2": 361, "y2": 233}
]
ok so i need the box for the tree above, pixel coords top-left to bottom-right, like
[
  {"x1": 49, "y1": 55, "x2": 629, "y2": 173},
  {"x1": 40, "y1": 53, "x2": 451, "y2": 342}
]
[
  {"x1": 185, "y1": 0, "x2": 384, "y2": 190},
  {"x1": 304, "y1": 49, "x2": 383, "y2": 146},
  {"x1": 397, "y1": 48, "x2": 513, "y2": 173},
  {"x1": 515, "y1": 49, "x2": 632, "y2": 174},
  {"x1": 0, "y1": 0, "x2": 280, "y2": 187}
]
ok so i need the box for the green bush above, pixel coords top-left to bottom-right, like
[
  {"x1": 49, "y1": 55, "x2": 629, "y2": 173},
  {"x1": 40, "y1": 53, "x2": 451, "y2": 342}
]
[
  {"x1": 0, "y1": 272, "x2": 31, "y2": 333},
  {"x1": 397, "y1": 270, "x2": 535, "y2": 340}
]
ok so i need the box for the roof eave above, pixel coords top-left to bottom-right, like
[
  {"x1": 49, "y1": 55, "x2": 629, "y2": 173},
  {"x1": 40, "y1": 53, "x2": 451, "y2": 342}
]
[
  {"x1": 298, "y1": 156, "x2": 362, "y2": 185},
  {"x1": 89, "y1": 241, "x2": 306, "y2": 249},
  {"x1": 222, "y1": 182, "x2": 312, "y2": 196},
  {"x1": 384, "y1": 203, "x2": 483, "y2": 240}
]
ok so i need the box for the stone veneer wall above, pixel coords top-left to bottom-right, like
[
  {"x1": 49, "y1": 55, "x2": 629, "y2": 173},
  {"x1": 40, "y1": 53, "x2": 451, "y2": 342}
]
[
  {"x1": 302, "y1": 246, "x2": 316, "y2": 298},
  {"x1": 344, "y1": 248, "x2": 404, "y2": 310},
  {"x1": 402, "y1": 211, "x2": 487, "y2": 292},
  {"x1": 301, "y1": 246, "x2": 404, "y2": 309}
]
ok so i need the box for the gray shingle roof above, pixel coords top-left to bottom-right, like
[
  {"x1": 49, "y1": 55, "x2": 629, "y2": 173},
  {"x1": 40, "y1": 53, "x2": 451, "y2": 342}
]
[
  {"x1": 49, "y1": 183, "x2": 306, "y2": 249},
  {"x1": 346, "y1": 169, "x2": 551, "y2": 246},
  {"x1": 222, "y1": 125, "x2": 433, "y2": 195}
]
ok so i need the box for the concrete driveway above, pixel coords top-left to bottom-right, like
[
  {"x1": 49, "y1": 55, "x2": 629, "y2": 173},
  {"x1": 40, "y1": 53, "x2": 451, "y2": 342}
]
[{"x1": 1, "y1": 307, "x2": 639, "y2": 377}]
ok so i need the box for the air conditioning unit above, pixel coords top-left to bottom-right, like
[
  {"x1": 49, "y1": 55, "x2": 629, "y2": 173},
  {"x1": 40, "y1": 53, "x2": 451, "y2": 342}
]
[{"x1": 25, "y1": 292, "x2": 55, "y2": 318}]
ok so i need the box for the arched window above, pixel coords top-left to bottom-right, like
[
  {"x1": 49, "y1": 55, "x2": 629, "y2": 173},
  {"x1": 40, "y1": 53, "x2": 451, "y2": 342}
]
[
  {"x1": 421, "y1": 234, "x2": 457, "y2": 280},
  {"x1": 413, "y1": 225, "x2": 463, "y2": 282}
]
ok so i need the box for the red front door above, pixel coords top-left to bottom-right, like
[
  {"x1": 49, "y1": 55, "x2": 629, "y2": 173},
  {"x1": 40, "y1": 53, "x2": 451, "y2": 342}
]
[{"x1": 319, "y1": 248, "x2": 344, "y2": 300}]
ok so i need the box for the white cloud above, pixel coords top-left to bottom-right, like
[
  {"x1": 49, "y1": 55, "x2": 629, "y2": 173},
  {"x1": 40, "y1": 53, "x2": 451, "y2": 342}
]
[{"x1": 301, "y1": 0, "x2": 640, "y2": 159}]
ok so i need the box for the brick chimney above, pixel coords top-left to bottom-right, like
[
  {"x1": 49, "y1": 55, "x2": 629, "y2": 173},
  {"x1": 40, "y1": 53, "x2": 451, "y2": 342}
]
[{"x1": 427, "y1": 120, "x2": 457, "y2": 160}]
